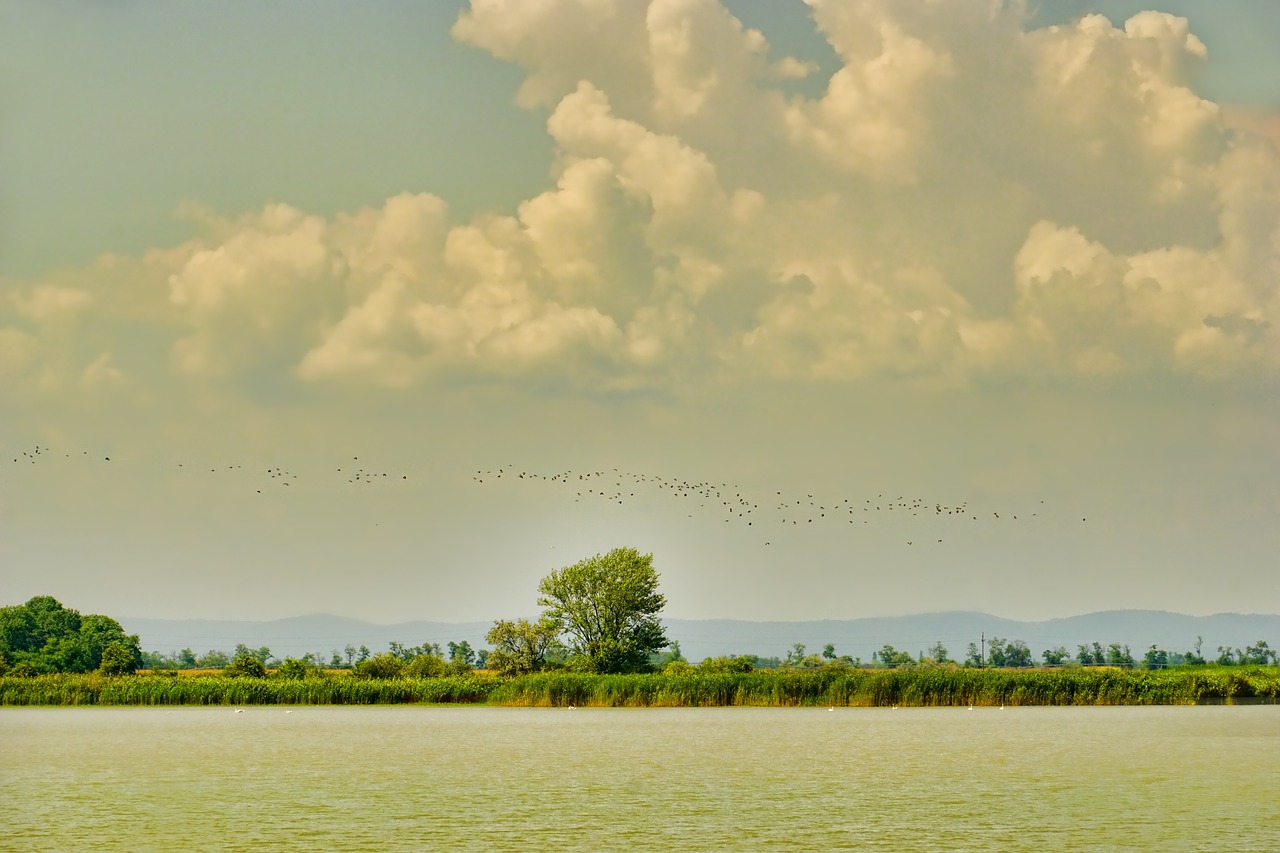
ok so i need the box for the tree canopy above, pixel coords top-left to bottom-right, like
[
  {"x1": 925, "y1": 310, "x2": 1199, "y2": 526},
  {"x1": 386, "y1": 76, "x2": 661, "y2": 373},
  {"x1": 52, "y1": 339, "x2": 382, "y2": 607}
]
[
  {"x1": 0, "y1": 596, "x2": 141, "y2": 674},
  {"x1": 537, "y1": 546, "x2": 668, "y2": 674}
]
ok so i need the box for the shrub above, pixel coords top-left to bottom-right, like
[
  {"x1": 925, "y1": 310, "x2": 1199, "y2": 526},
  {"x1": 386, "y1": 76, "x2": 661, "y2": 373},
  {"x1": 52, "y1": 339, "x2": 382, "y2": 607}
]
[
  {"x1": 355, "y1": 653, "x2": 405, "y2": 679},
  {"x1": 403, "y1": 654, "x2": 447, "y2": 678},
  {"x1": 224, "y1": 652, "x2": 267, "y2": 679},
  {"x1": 8, "y1": 661, "x2": 40, "y2": 678},
  {"x1": 275, "y1": 658, "x2": 315, "y2": 680},
  {"x1": 99, "y1": 642, "x2": 137, "y2": 676},
  {"x1": 698, "y1": 656, "x2": 754, "y2": 674}
]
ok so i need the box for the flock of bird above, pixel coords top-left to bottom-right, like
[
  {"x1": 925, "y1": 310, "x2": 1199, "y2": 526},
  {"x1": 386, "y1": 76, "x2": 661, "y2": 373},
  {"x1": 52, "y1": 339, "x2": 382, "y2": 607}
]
[
  {"x1": 6, "y1": 444, "x2": 410, "y2": 495},
  {"x1": 471, "y1": 464, "x2": 1074, "y2": 545},
  {"x1": 7, "y1": 444, "x2": 1084, "y2": 544}
]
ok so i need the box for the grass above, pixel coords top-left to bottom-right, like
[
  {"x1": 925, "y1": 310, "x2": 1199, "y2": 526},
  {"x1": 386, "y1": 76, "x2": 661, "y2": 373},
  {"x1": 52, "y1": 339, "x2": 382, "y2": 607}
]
[{"x1": 2, "y1": 666, "x2": 1277, "y2": 707}]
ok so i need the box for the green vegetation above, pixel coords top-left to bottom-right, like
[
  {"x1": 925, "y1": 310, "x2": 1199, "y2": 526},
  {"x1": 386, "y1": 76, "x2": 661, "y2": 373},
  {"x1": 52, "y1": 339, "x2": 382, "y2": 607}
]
[
  {"x1": 4, "y1": 556, "x2": 1279, "y2": 709},
  {"x1": 535, "y1": 546, "x2": 668, "y2": 674},
  {"x1": 0, "y1": 596, "x2": 142, "y2": 675},
  {"x1": 2, "y1": 666, "x2": 1277, "y2": 707}
]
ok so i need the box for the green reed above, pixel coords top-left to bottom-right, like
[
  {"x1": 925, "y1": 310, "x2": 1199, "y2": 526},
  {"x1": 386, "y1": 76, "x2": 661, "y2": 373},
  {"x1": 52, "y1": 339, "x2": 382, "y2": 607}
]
[{"x1": 2, "y1": 667, "x2": 1276, "y2": 707}]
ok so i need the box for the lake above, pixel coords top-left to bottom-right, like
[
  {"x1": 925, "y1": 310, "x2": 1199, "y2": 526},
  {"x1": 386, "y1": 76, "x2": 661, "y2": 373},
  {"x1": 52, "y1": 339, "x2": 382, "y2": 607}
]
[{"x1": 2, "y1": 705, "x2": 1277, "y2": 851}]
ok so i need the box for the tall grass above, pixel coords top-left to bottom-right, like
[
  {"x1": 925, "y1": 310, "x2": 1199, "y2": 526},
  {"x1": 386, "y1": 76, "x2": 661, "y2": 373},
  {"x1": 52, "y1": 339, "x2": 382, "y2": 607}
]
[
  {"x1": 1, "y1": 667, "x2": 1276, "y2": 707},
  {"x1": 0, "y1": 672, "x2": 499, "y2": 706}
]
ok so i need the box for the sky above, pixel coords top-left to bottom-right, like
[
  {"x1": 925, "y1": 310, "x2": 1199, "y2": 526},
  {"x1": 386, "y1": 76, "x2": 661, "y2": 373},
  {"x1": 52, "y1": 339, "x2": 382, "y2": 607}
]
[{"x1": 2, "y1": 0, "x2": 1279, "y2": 626}]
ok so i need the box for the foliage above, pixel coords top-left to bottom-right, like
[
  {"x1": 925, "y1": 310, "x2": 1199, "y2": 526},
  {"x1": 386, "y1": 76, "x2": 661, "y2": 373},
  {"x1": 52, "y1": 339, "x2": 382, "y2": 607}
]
[
  {"x1": 986, "y1": 638, "x2": 1033, "y2": 668},
  {"x1": 0, "y1": 596, "x2": 142, "y2": 674},
  {"x1": 98, "y1": 642, "x2": 138, "y2": 675},
  {"x1": 926, "y1": 642, "x2": 950, "y2": 664},
  {"x1": 486, "y1": 617, "x2": 564, "y2": 676},
  {"x1": 447, "y1": 641, "x2": 477, "y2": 667},
  {"x1": 354, "y1": 653, "x2": 406, "y2": 679},
  {"x1": 234, "y1": 644, "x2": 274, "y2": 665},
  {"x1": 537, "y1": 547, "x2": 668, "y2": 674},
  {"x1": 275, "y1": 657, "x2": 319, "y2": 680},
  {"x1": 224, "y1": 652, "x2": 267, "y2": 678},
  {"x1": 3, "y1": 666, "x2": 1279, "y2": 708},
  {"x1": 197, "y1": 649, "x2": 231, "y2": 668},
  {"x1": 1043, "y1": 646, "x2": 1071, "y2": 666},
  {"x1": 876, "y1": 645, "x2": 916, "y2": 668},
  {"x1": 698, "y1": 656, "x2": 754, "y2": 674},
  {"x1": 405, "y1": 653, "x2": 448, "y2": 678}
]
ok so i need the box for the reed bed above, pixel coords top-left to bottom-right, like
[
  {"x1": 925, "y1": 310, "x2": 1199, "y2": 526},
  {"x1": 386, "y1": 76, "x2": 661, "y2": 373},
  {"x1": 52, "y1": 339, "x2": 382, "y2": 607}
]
[
  {"x1": 0, "y1": 672, "x2": 500, "y2": 706},
  {"x1": 2, "y1": 667, "x2": 1276, "y2": 707}
]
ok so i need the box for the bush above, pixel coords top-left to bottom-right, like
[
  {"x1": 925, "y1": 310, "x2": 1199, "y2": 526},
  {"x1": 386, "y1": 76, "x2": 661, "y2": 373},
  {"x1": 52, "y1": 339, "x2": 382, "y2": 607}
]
[
  {"x1": 275, "y1": 658, "x2": 316, "y2": 680},
  {"x1": 354, "y1": 653, "x2": 406, "y2": 679},
  {"x1": 224, "y1": 652, "x2": 267, "y2": 678},
  {"x1": 99, "y1": 642, "x2": 137, "y2": 676},
  {"x1": 8, "y1": 662, "x2": 39, "y2": 678},
  {"x1": 698, "y1": 656, "x2": 754, "y2": 674},
  {"x1": 404, "y1": 654, "x2": 447, "y2": 678}
]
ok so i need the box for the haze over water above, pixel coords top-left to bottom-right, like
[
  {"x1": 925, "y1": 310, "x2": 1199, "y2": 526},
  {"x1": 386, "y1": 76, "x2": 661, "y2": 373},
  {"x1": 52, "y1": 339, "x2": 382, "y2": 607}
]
[{"x1": 3, "y1": 705, "x2": 1277, "y2": 850}]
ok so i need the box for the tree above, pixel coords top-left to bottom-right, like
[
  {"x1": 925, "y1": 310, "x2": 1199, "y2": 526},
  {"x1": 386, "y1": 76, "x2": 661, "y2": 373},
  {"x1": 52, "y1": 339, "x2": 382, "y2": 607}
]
[
  {"x1": 1004, "y1": 640, "x2": 1033, "y2": 668},
  {"x1": 1244, "y1": 640, "x2": 1275, "y2": 666},
  {"x1": 276, "y1": 657, "x2": 317, "y2": 679},
  {"x1": 234, "y1": 644, "x2": 273, "y2": 665},
  {"x1": 537, "y1": 547, "x2": 668, "y2": 674},
  {"x1": 0, "y1": 597, "x2": 140, "y2": 674},
  {"x1": 1106, "y1": 643, "x2": 1134, "y2": 668},
  {"x1": 822, "y1": 643, "x2": 837, "y2": 661},
  {"x1": 447, "y1": 641, "x2": 477, "y2": 668},
  {"x1": 1143, "y1": 645, "x2": 1169, "y2": 670},
  {"x1": 964, "y1": 643, "x2": 983, "y2": 667},
  {"x1": 987, "y1": 637, "x2": 1009, "y2": 667},
  {"x1": 486, "y1": 617, "x2": 563, "y2": 676},
  {"x1": 354, "y1": 653, "x2": 405, "y2": 679},
  {"x1": 197, "y1": 649, "x2": 230, "y2": 668},
  {"x1": 785, "y1": 643, "x2": 808, "y2": 667},
  {"x1": 876, "y1": 645, "x2": 914, "y2": 668},
  {"x1": 99, "y1": 641, "x2": 138, "y2": 675},
  {"x1": 926, "y1": 642, "x2": 950, "y2": 664},
  {"x1": 655, "y1": 640, "x2": 686, "y2": 667},
  {"x1": 76, "y1": 614, "x2": 142, "y2": 672},
  {"x1": 1184, "y1": 637, "x2": 1206, "y2": 666},
  {"x1": 1043, "y1": 646, "x2": 1070, "y2": 666},
  {"x1": 224, "y1": 652, "x2": 267, "y2": 678}
]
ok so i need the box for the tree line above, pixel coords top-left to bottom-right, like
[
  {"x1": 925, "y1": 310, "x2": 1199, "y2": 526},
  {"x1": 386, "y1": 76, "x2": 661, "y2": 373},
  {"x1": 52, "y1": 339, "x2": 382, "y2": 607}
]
[{"x1": 4, "y1": 546, "x2": 1278, "y2": 680}]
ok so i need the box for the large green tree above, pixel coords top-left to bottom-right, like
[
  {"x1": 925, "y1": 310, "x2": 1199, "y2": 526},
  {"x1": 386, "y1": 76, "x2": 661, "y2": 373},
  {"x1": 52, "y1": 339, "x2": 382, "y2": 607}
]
[
  {"x1": 486, "y1": 617, "x2": 564, "y2": 676},
  {"x1": 537, "y1": 547, "x2": 668, "y2": 674},
  {"x1": 0, "y1": 596, "x2": 140, "y2": 673}
]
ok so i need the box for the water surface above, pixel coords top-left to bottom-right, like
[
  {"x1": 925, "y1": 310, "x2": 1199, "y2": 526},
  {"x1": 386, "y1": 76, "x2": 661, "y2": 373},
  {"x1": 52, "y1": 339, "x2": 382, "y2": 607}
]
[{"x1": 2, "y1": 705, "x2": 1277, "y2": 850}]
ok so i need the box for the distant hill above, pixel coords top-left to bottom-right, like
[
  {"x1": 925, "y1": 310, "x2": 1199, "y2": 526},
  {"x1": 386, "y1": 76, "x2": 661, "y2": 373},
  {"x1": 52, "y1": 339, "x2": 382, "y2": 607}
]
[{"x1": 122, "y1": 610, "x2": 1280, "y2": 664}]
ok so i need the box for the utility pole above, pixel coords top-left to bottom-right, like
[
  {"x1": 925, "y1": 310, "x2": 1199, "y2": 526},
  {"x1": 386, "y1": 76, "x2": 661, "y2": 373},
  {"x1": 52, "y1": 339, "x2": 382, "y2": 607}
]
[{"x1": 981, "y1": 632, "x2": 985, "y2": 669}]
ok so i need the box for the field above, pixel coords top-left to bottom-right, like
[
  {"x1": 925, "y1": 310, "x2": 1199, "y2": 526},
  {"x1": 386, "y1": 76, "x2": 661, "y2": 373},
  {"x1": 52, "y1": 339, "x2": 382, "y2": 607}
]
[{"x1": 2, "y1": 666, "x2": 1278, "y2": 707}]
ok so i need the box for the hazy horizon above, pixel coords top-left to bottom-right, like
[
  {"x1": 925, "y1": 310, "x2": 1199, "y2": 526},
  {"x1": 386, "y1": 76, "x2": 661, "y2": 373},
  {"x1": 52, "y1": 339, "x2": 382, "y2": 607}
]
[{"x1": 4, "y1": 1, "x2": 1279, "y2": 624}]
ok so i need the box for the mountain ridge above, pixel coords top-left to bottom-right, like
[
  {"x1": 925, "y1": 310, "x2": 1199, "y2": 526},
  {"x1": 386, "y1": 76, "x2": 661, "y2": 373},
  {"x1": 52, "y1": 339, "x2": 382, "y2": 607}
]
[{"x1": 122, "y1": 609, "x2": 1280, "y2": 664}]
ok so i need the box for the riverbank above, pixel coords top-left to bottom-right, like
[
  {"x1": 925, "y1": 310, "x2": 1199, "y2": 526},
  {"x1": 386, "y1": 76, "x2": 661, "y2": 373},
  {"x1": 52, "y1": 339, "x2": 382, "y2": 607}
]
[{"x1": 3, "y1": 666, "x2": 1278, "y2": 707}]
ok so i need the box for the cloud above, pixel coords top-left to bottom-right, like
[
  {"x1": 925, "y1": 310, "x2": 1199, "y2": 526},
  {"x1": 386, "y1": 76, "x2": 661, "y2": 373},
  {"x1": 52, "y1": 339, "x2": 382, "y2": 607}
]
[{"x1": 4, "y1": 0, "x2": 1279, "y2": 399}]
